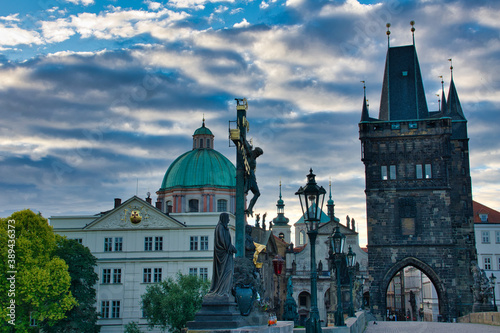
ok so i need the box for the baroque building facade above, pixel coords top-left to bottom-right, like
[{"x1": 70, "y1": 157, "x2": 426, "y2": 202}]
[
  {"x1": 51, "y1": 122, "x2": 237, "y2": 332},
  {"x1": 359, "y1": 32, "x2": 477, "y2": 320}
]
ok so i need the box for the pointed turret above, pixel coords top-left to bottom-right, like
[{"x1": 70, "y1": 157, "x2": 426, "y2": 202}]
[
  {"x1": 360, "y1": 81, "x2": 371, "y2": 122},
  {"x1": 445, "y1": 61, "x2": 468, "y2": 139},
  {"x1": 440, "y1": 76, "x2": 447, "y2": 113}
]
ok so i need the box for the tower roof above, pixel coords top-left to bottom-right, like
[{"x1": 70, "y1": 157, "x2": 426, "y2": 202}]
[
  {"x1": 379, "y1": 45, "x2": 429, "y2": 121},
  {"x1": 193, "y1": 120, "x2": 213, "y2": 136}
]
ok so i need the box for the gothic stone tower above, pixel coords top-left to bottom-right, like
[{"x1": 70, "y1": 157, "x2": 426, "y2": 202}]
[{"x1": 359, "y1": 36, "x2": 476, "y2": 320}]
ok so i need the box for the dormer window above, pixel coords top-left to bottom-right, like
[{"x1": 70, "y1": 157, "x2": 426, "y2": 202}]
[{"x1": 479, "y1": 213, "x2": 488, "y2": 222}]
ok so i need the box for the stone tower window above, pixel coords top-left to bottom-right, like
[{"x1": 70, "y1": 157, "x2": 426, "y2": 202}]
[{"x1": 399, "y1": 198, "x2": 416, "y2": 236}]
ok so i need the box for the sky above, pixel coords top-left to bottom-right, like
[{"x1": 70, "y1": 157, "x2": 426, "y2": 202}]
[{"x1": 1, "y1": 0, "x2": 500, "y2": 247}]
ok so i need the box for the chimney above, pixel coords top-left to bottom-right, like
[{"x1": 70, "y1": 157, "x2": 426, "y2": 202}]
[{"x1": 114, "y1": 198, "x2": 122, "y2": 208}]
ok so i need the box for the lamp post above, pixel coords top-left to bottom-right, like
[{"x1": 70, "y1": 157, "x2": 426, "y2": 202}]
[
  {"x1": 273, "y1": 255, "x2": 285, "y2": 319},
  {"x1": 331, "y1": 226, "x2": 346, "y2": 326},
  {"x1": 490, "y1": 273, "x2": 497, "y2": 312},
  {"x1": 295, "y1": 169, "x2": 326, "y2": 333},
  {"x1": 346, "y1": 246, "x2": 357, "y2": 317}
]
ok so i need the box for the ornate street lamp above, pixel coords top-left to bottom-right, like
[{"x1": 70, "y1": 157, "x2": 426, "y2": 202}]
[
  {"x1": 346, "y1": 246, "x2": 357, "y2": 317},
  {"x1": 490, "y1": 273, "x2": 497, "y2": 312},
  {"x1": 273, "y1": 255, "x2": 285, "y2": 318},
  {"x1": 331, "y1": 226, "x2": 346, "y2": 326},
  {"x1": 296, "y1": 169, "x2": 326, "y2": 333}
]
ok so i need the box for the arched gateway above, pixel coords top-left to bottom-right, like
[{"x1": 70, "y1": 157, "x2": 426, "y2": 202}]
[{"x1": 359, "y1": 26, "x2": 477, "y2": 320}]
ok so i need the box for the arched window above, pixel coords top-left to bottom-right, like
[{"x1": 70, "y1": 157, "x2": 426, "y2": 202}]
[
  {"x1": 189, "y1": 199, "x2": 199, "y2": 212},
  {"x1": 206, "y1": 139, "x2": 210, "y2": 149},
  {"x1": 199, "y1": 138, "x2": 203, "y2": 148},
  {"x1": 299, "y1": 230, "x2": 306, "y2": 245},
  {"x1": 279, "y1": 232, "x2": 285, "y2": 240},
  {"x1": 217, "y1": 199, "x2": 227, "y2": 212},
  {"x1": 166, "y1": 200, "x2": 173, "y2": 213}
]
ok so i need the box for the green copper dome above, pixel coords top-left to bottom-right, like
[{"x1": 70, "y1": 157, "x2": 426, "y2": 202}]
[
  {"x1": 193, "y1": 124, "x2": 213, "y2": 136},
  {"x1": 160, "y1": 149, "x2": 235, "y2": 190}
]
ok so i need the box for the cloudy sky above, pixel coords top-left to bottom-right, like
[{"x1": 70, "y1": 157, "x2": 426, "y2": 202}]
[{"x1": 1, "y1": 0, "x2": 499, "y2": 246}]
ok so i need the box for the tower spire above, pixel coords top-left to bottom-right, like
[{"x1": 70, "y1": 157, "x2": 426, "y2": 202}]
[
  {"x1": 327, "y1": 178, "x2": 335, "y2": 223},
  {"x1": 439, "y1": 75, "x2": 447, "y2": 113},
  {"x1": 360, "y1": 80, "x2": 370, "y2": 121}
]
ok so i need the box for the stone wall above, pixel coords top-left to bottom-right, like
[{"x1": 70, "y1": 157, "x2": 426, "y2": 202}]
[{"x1": 458, "y1": 312, "x2": 500, "y2": 326}]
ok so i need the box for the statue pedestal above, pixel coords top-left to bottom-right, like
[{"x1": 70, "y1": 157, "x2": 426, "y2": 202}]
[
  {"x1": 188, "y1": 321, "x2": 294, "y2": 333},
  {"x1": 188, "y1": 294, "x2": 269, "y2": 330}
]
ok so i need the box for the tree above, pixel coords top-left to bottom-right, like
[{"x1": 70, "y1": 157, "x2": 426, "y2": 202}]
[
  {"x1": 0, "y1": 210, "x2": 77, "y2": 332},
  {"x1": 124, "y1": 321, "x2": 142, "y2": 333},
  {"x1": 40, "y1": 236, "x2": 100, "y2": 332},
  {"x1": 141, "y1": 273, "x2": 210, "y2": 333}
]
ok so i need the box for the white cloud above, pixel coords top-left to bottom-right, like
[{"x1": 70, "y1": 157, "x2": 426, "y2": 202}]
[
  {"x1": 145, "y1": 1, "x2": 162, "y2": 11},
  {"x1": 233, "y1": 18, "x2": 250, "y2": 28},
  {"x1": 63, "y1": 0, "x2": 95, "y2": 6},
  {"x1": 260, "y1": 1, "x2": 269, "y2": 10},
  {"x1": 0, "y1": 23, "x2": 43, "y2": 46},
  {"x1": 0, "y1": 14, "x2": 20, "y2": 22}
]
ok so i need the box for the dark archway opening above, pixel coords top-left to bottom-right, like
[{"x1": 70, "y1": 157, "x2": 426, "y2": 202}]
[{"x1": 385, "y1": 265, "x2": 440, "y2": 322}]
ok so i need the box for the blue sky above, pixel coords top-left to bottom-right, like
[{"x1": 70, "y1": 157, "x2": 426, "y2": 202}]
[{"x1": 1, "y1": 0, "x2": 500, "y2": 246}]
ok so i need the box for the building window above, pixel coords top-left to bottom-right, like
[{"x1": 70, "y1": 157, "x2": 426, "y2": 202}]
[
  {"x1": 154, "y1": 268, "x2": 162, "y2": 283},
  {"x1": 482, "y1": 231, "x2": 490, "y2": 243},
  {"x1": 200, "y1": 236, "x2": 209, "y2": 251},
  {"x1": 399, "y1": 198, "x2": 416, "y2": 236},
  {"x1": 299, "y1": 294, "x2": 307, "y2": 307},
  {"x1": 111, "y1": 300, "x2": 120, "y2": 318},
  {"x1": 166, "y1": 200, "x2": 173, "y2": 213},
  {"x1": 143, "y1": 268, "x2": 152, "y2": 283},
  {"x1": 496, "y1": 231, "x2": 500, "y2": 243},
  {"x1": 200, "y1": 268, "x2": 208, "y2": 280},
  {"x1": 145, "y1": 237, "x2": 153, "y2": 251},
  {"x1": 299, "y1": 230, "x2": 306, "y2": 245},
  {"x1": 73, "y1": 238, "x2": 83, "y2": 244},
  {"x1": 113, "y1": 269, "x2": 122, "y2": 284},
  {"x1": 102, "y1": 269, "x2": 111, "y2": 284},
  {"x1": 189, "y1": 199, "x2": 199, "y2": 212},
  {"x1": 114, "y1": 237, "x2": 123, "y2": 252},
  {"x1": 207, "y1": 139, "x2": 210, "y2": 149},
  {"x1": 217, "y1": 199, "x2": 228, "y2": 212},
  {"x1": 389, "y1": 165, "x2": 396, "y2": 180},
  {"x1": 425, "y1": 164, "x2": 432, "y2": 179},
  {"x1": 104, "y1": 238, "x2": 113, "y2": 252},
  {"x1": 381, "y1": 166, "x2": 388, "y2": 180},
  {"x1": 155, "y1": 237, "x2": 163, "y2": 251},
  {"x1": 279, "y1": 232, "x2": 285, "y2": 240},
  {"x1": 189, "y1": 268, "x2": 198, "y2": 276},
  {"x1": 416, "y1": 164, "x2": 423, "y2": 179},
  {"x1": 199, "y1": 138, "x2": 203, "y2": 148},
  {"x1": 484, "y1": 257, "x2": 492, "y2": 270},
  {"x1": 101, "y1": 301, "x2": 110, "y2": 318},
  {"x1": 190, "y1": 236, "x2": 198, "y2": 251},
  {"x1": 480, "y1": 214, "x2": 489, "y2": 222}
]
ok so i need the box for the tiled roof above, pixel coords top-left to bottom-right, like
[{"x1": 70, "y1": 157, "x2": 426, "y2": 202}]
[{"x1": 473, "y1": 201, "x2": 500, "y2": 224}]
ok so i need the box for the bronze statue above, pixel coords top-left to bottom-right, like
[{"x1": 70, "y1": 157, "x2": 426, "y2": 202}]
[
  {"x1": 208, "y1": 213, "x2": 237, "y2": 297},
  {"x1": 244, "y1": 146, "x2": 263, "y2": 217}
]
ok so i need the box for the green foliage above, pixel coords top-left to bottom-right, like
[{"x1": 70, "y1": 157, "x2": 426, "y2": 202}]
[
  {"x1": 141, "y1": 272, "x2": 210, "y2": 333},
  {"x1": 124, "y1": 321, "x2": 142, "y2": 333},
  {"x1": 0, "y1": 210, "x2": 77, "y2": 332},
  {"x1": 39, "y1": 236, "x2": 100, "y2": 332}
]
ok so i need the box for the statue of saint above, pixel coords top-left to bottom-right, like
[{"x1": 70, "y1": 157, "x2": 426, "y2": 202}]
[
  {"x1": 244, "y1": 146, "x2": 263, "y2": 217},
  {"x1": 208, "y1": 213, "x2": 237, "y2": 297},
  {"x1": 245, "y1": 224, "x2": 256, "y2": 260}
]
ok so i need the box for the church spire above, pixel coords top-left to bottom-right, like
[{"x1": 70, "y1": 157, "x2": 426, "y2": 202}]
[
  {"x1": 273, "y1": 181, "x2": 289, "y2": 226},
  {"x1": 327, "y1": 179, "x2": 335, "y2": 222}
]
